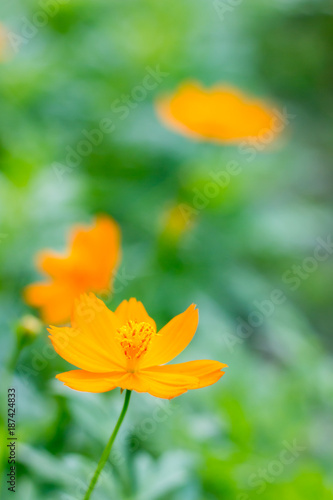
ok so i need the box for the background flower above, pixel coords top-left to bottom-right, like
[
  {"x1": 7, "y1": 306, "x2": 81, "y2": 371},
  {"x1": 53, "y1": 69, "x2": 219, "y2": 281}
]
[
  {"x1": 156, "y1": 81, "x2": 281, "y2": 143},
  {"x1": 24, "y1": 216, "x2": 121, "y2": 324}
]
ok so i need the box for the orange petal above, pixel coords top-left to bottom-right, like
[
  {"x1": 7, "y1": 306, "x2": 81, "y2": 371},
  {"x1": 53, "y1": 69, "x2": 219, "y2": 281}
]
[
  {"x1": 56, "y1": 369, "x2": 126, "y2": 393},
  {"x1": 71, "y1": 293, "x2": 126, "y2": 366},
  {"x1": 145, "y1": 360, "x2": 227, "y2": 389},
  {"x1": 140, "y1": 304, "x2": 199, "y2": 368},
  {"x1": 49, "y1": 293, "x2": 127, "y2": 372},
  {"x1": 115, "y1": 371, "x2": 197, "y2": 399},
  {"x1": 69, "y1": 215, "x2": 121, "y2": 290},
  {"x1": 157, "y1": 81, "x2": 281, "y2": 144},
  {"x1": 56, "y1": 367, "x2": 202, "y2": 398},
  {"x1": 37, "y1": 252, "x2": 69, "y2": 280},
  {"x1": 49, "y1": 326, "x2": 121, "y2": 373},
  {"x1": 23, "y1": 281, "x2": 77, "y2": 325},
  {"x1": 115, "y1": 298, "x2": 156, "y2": 330},
  {"x1": 38, "y1": 215, "x2": 120, "y2": 291}
]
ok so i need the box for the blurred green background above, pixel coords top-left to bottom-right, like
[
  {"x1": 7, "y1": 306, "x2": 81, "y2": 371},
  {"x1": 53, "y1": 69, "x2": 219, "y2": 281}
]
[{"x1": 1, "y1": 0, "x2": 333, "y2": 499}]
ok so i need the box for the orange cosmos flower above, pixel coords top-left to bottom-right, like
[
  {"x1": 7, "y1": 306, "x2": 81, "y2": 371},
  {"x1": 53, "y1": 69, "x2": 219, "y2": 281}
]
[
  {"x1": 24, "y1": 216, "x2": 120, "y2": 325},
  {"x1": 49, "y1": 293, "x2": 227, "y2": 399},
  {"x1": 156, "y1": 81, "x2": 281, "y2": 143}
]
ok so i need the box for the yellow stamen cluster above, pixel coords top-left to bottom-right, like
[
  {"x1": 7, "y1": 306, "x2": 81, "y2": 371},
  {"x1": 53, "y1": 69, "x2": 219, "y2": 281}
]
[{"x1": 116, "y1": 320, "x2": 156, "y2": 360}]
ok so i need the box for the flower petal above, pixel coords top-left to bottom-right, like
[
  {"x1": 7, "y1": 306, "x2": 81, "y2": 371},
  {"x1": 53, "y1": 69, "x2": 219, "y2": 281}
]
[
  {"x1": 156, "y1": 81, "x2": 280, "y2": 144},
  {"x1": 56, "y1": 369, "x2": 126, "y2": 393},
  {"x1": 49, "y1": 326, "x2": 119, "y2": 373},
  {"x1": 140, "y1": 304, "x2": 199, "y2": 368},
  {"x1": 37, "y1": 252, "x2": 69, "y2": 280},
  {"x1": 25, "y1": 216, "x2": 121, "y2": 325},
  {"x1": 115, "y1": 371, "x2": 198, "y2": 399},
  {"x1": 145, "y1": 360, "x2": 227, "y2": 389},
  {"x1": 69, "y1": 215, "x2": 121, "y2": 290},
  {"x1": 37, "y1": 215, "x2": 120, "y2": 286},
  {"x1": 48, "y1": 293, "x2": 127, "y2": 372},
  {"x1": 72, "y1": 293, "x2": 126, "y2": 366},
  {"x1": 24, "y1": 281, "x2": 77, "y2": 325},
  {"x1": 56, "y1": 366, "x2": 203, "y2": 398},
  {"x1": 115, "y1": 298, "x2": 156, "y2": 330}
]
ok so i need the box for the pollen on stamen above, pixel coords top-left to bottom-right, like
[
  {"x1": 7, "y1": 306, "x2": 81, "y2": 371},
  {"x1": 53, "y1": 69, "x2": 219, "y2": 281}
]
[{"x1": 116, "y1": 320, "x2": 156, "y2": 360}]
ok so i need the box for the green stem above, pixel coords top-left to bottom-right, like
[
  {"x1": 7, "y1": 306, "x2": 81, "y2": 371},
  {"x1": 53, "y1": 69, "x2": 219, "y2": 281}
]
[{"x1": 83, "y1": 390, "x2": 132, "y2": 500}]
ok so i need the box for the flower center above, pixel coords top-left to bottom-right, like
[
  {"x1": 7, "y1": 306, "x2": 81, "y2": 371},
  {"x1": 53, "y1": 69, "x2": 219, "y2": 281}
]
[{"x1": 116, "y1": 320, "x2": 156, "y2": 360}]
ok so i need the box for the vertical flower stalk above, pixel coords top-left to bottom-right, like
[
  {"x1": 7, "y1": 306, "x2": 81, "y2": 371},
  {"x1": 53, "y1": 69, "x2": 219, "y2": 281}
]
[{"x1": 83, "y1": 390, "x2": 132, "y2": 500}]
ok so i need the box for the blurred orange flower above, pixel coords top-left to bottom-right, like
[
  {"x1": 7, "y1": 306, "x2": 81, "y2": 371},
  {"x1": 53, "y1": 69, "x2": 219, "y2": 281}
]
[
  {"x1": 24, "y1": 216, "x2": 121, "y2": 325},
  {"x1": 156, "y1": 81, "x2": 281, "y2": 143},
  {"x1": 50, "y1": 294, "x2": 227, "y2": 399}
]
